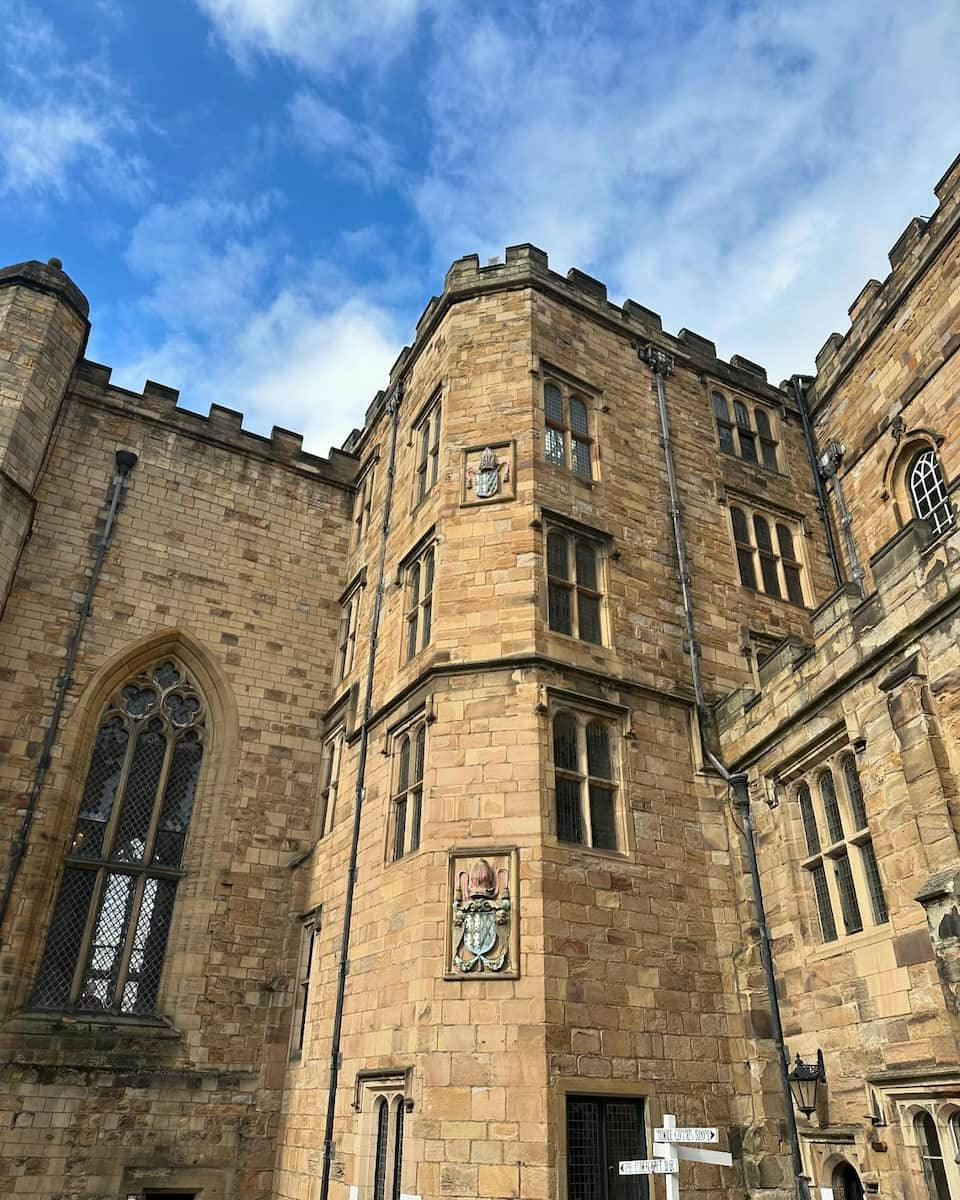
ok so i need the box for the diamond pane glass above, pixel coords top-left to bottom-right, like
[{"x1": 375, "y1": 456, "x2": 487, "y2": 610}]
[
  {"x1": 73, "y1": 718, "x2": 129, "y2": 858},
  {"x1": 393, "y1": 797, "x2": 407, "y2": 861},
  {"x1": 409, "y1": 788, "x2": 422, "y2": 853},
  {"x1": 423, "y1": 548, "x2": 435, "y2": 595},
  {"x1": 420, "y1": 599, "x2": 432, "y2": 648},
  {"x1": 712, "y1": 391, "x2": 730, "y2": 421},
  {"x1": 731, "y1": 506, "x2": 750, "y2": 543},
  {"x1": 112, "y1": 720, "x2": 166, "y2": 863},
  {"x1": 397, "y1": 737, "x2": 410, "y2": 793},
  {"x1": 79, "y1": 871, "x2": 136, "y2": 1009},
  {"x1": 784, "y1": 564, "x2": 804, "y2": 605},
  {"x1": 414, "y1": 727, "x2": 425, "y2": 783},
  {"x1": 392, "y1": 1100, "x2": 405, "y2": 1200},
  {"x1": 753, "y1": 515, "x2": 774, "y2": 552},
  {"x1": 153, "y1": 732, "x2": 203, "y2": 867},
  {"x1": 164, "y1": 692, "x2": 200, "y2": 726},
  {"x1": 121, "y1": 685, "x2": 156, "y2": 716},
  {"x1": 373, "y1": 1098, "x2": 390, "y2": 1200},
  {"x1": 736, "y1": 546, "x2": 757, "y2": 590},
  {"x1": 123, "y1": 876, "x2": 176, "y2": 1013},
  {"x1": 32, "y1": 868, "x2": 97, "y2": 1008}
]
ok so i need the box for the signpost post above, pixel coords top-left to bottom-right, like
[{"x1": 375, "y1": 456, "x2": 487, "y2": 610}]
[{"x1": 619, "y1": 1114, "x2": 733, "y2": 1198}]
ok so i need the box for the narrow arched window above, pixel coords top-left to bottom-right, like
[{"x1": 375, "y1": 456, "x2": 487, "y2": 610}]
[
  {"x1": 731, "y1": 506, "x2": 756, "y2": 589},
  {"x1": 373, "y1": 1097, "x2": 390, "y2": 1200},
  {"x1": 712, "y1": 391, "x2": 734, "y2": 455},
  {"x1": 734, "y1": 400, "x2": 758, "y2": 463},
  {"x1": 391, "y1": 1097, "x2": 406, "y2": 1200},
  {"x1": 754, "y1": 515, "x2": 781, "y2": 597},
  {"x1": 915, "y1": 1111, "x2": 952, "y2": 1200},
  {"x1": 31, "y1": 658, "x2": 205, "y2": 1015},
  {"x1": 798, "y1": 783, "x2": 820, "y2": 855},
  {"x1": 841, "y1": 754, "x2": 868, "y2": 829},
  {"x1": 909, "y1": 448, "x2": 954, "y2": 536},
  {"x1": 819, "y1": 769, "x2": 844, "y2": 843},
  {"x1": 755, "y1": 408, "x2": 779, "y2": 471}
]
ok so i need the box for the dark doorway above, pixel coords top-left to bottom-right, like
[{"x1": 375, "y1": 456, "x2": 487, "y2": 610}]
[
  {"x1": 566, "y1": 1095, "x2": 648, "y2": 1200},
  {"x1": 832, "y1": 1162, "x2": 864, "y2": 1200}
]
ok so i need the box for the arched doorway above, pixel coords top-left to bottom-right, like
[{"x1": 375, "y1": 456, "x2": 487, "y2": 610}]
[{"x1": 832, "y1": 1161, "x2": 864, "y2": 1200}]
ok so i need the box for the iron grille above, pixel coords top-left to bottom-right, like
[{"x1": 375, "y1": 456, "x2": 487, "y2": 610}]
[{"x1": 567, "y1": 1096, "x2": 646, "y2": 1200}]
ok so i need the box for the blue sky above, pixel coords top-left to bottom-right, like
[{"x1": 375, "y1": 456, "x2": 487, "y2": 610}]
[{"x1": 2, "y1": 0, "x2": 959, "y2": 454}]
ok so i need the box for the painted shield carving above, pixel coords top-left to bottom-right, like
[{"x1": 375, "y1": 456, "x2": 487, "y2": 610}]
[
  {"x1": 467, "y1": 447, "x2": 510, "y2": 501},
  {"x1": 452, "y1": 858, "x2": 511, "y2": 973}
]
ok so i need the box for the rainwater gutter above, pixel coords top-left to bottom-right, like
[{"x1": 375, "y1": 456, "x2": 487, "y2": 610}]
[
  {"x1": 639, "y1": 345, "x2": 809, "y2": 1200},
  {"x1": 791, "y1": 374, "x2": 845, "y2": 593},
  {"x1": 0, "y1": 448, "x2": 138, "y2": 945},
  {"x1": 319, "y1": 381, "x2": 404, "y2": 1200}
]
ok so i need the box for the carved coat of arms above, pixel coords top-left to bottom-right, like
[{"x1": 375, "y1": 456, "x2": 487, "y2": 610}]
[
  {"x1": 467, "y1": 447, "x2": 509, "y2": 500},
  {"x1": 452, "y1": 859, "x2": 511, "y2": 973}
]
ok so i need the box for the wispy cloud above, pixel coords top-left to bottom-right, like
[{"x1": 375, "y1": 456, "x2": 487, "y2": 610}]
[
  {"x1": 111, "y1": 189, "x2": 403, "y2": 453},
  {"x1": 0, "y1": 0, "x2": 149, "y2": 201},
  {"x1": 289, "y1": 91, "x2": 403, "y2": 188},
  {"x1": 194, "y1": 0, "x2": 431, "y2": 73}
]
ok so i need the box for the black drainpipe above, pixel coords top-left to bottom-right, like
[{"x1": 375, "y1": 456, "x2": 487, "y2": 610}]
[
  {"x1": 639, "y1": 345, "x2": 809, "y2": 1200},
  {"x1": 0, "y1": 448, "x2": 138, "y2": 944},
  {"x1": 791, "y1": 374, "x2": 844, "y2": 592},
  {"x1": 319, "y1": 381, "x2": 403, "y2": 1200}
]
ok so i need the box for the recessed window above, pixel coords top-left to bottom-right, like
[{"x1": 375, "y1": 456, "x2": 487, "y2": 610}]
[
  {"x1": 797, "y1": 753, "x2": 888, "y2": 944},
  {"x1": 362, "y1": 1081, "x2": 408, "y2": 1200},
  {"x1": 546, "y1": 529, "x2": 604, "y2": 644},
  {"x1": 915, "y1": 1111, "x2": 952, "y2": 1200},
  {"x1": 544, "y1": 380, "x2": 594, "y2": 479},
  {"x1": 290, "y1": 910, "x2": 319, "y2": 1059},
  {"x1": 391, "y1": 722, "x2": 425, "y2": 861},
  {"x1": 336, "y1": 584, "x2": 362, "y2": 683},
  {"x1": 414, "y1": 398, "x2": 442, "y2": 505},
  {"x1": 316, "y1": 729, "x2": 344, "y2": 839},
  {"x1": 730, "y1": 504, "x2": 806, "y2": 605},
  {"x1": 31, "y1": 658, "x2": 205, "y2": 1015},
  {"x1": 404, "y1": 544, "x2": 435, "y2": 661},
  {"x1": 552, "y1": 711, "x2": 619, "y2": 851},
  {"x1": 908, "y1": 448, "x2": 954, "y2": 536},
  {"x1": 354, "y1": 458, "x2": 376, "y2": 547},
  {"x1": 712, "y1": 390, "x2": 778, "y2": 470}
]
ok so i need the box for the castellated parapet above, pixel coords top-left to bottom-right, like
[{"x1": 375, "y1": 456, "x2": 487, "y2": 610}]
[{"x1": 0, "y1": 154, "x2": 959, "y2": 1200}]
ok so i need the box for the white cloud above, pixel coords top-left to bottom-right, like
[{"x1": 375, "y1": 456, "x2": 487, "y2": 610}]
[
  {"x1": 194, "y1": 0, "x2": 430, "y2": 73},
  {"x1": 111, "y1": 191, "x2": 402, "y2": 454},
  {"x1": 289, "y1": 90, "x2": 403, "y2": 188},
  {"x1": 413, "y1": 2, "x2": 960, "y2": 381},
  {"x1": 0, "y1": 0, "x2": 148, "y2": 200}
]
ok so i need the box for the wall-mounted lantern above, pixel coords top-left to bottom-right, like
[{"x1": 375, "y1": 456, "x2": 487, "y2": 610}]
[{"x1": 788, "y1": 1049, "x2": 826, "y2": 1118}]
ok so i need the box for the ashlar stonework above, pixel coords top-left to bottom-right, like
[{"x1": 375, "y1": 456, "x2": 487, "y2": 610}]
[{"x1": 1, "y1": 156, "x2": 960, "y2": 1200}]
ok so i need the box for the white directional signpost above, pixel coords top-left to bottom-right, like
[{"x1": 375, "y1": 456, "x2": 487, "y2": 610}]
[{"x1": 619, "y1": 1114, "x2": 733, "y2": 1199}]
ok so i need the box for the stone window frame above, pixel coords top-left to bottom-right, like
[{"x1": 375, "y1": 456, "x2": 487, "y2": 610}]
[
  {"x1": 387, "y1": 710, "x2": 427, "y2": 863},
  {"x1": 711, "y1": 388, "x2": 780, "y2": 471},
  {"x1": 727, "y1": 497, "x2": 809, "y2": 606},
  {"x1": 289, "y1": 905, "x2": 321, "y2": 1062},
  {"x1": 546, "y1": 692, "x2": 629, "y2": 855},
  {"x1": 315, "y1": 725, "x2": 345, "y2": 841},
  {"x1": 898, "y1": 1100, "x2": 960, "y2": 1200},
  {"x1": 352, "y1": 448, "x2": 379, "y2": 549},
  {"x1": 794, "y1": 750, "x2": 889, "y2": 945},
  {"x1": 30, "y1": 656, "x2": 206, "y2": 1018},
  {"x1": 907, "y1": 447, "x2": 955, "y2": 536},
  {"x1": 335, "y1": 570, "x2": 366, "y2": 685},
  {"x1": 540, "y1": 363, "x2": 601, "y2": 482},
  {"x1": 354, "y1": 1071, "x2": 412, "y2": 1200},
  {"x1": 400, "y1": 535, "x2": 436, "y2": 664},
  {"x1": 410, "y1": 387, "x2": 442, "y2": 509},
  {"x1": 545, "y1": 523, "x2": 607, "y2": 646},
  {"x1": 882, "y1": 429, "x2": 956, "y2": 537}
]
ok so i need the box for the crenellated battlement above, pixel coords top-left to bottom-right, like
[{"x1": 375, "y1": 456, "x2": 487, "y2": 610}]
[
  {"x1": 810, "y1": 150, "x2": 960, "y2": 406},
  {"x1": 70, "y1": 360, "x2": 358, "y2": 487}
]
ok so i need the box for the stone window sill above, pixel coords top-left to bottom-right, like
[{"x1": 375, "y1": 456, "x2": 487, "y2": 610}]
[{"x1": 5, "y1": 1008, "x2": 182, "y2": 1041}]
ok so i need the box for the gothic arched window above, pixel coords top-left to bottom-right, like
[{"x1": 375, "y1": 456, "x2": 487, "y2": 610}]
[
  {"x1": 31, "y1": 658, "x2": 206, "y2": 1015},
  {"x1": 909, "y1": 448, "x2": 954, "y2": 536}
]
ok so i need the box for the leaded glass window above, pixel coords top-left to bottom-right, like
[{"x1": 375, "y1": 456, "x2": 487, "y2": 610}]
[
  {"x1": 392, "y1": 723, "x2": 425, "y2": 861},
  {"x1": 32, "y1": 658, "x2": 205, "y2": 1015},
  {"x1": 543, "y1": 379, "x2": 594, "y2": 479},
  {"x1": 405, "y1": 544, "x2": 435, "y2": 661},
  {"x1": 909, "y1": 448, "x2": 954, "y2": 536},
  {"x1": 546, "y1": 529, "x2": 604, "y2": 644},
  {"x1": 713, "y1": 390, "x2": 778, "y2": 470},
  {"x1": 729, "y1": 504, "x2": 806, "y2": 605},
  {"x1": 552, "y1": 711, "x2": 619, "y2": 851}
]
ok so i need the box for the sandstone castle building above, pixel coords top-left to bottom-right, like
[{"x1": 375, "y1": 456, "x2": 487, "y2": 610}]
[{"x1": 1, "y1": 154, "x2": 960, "y2": 1200}]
